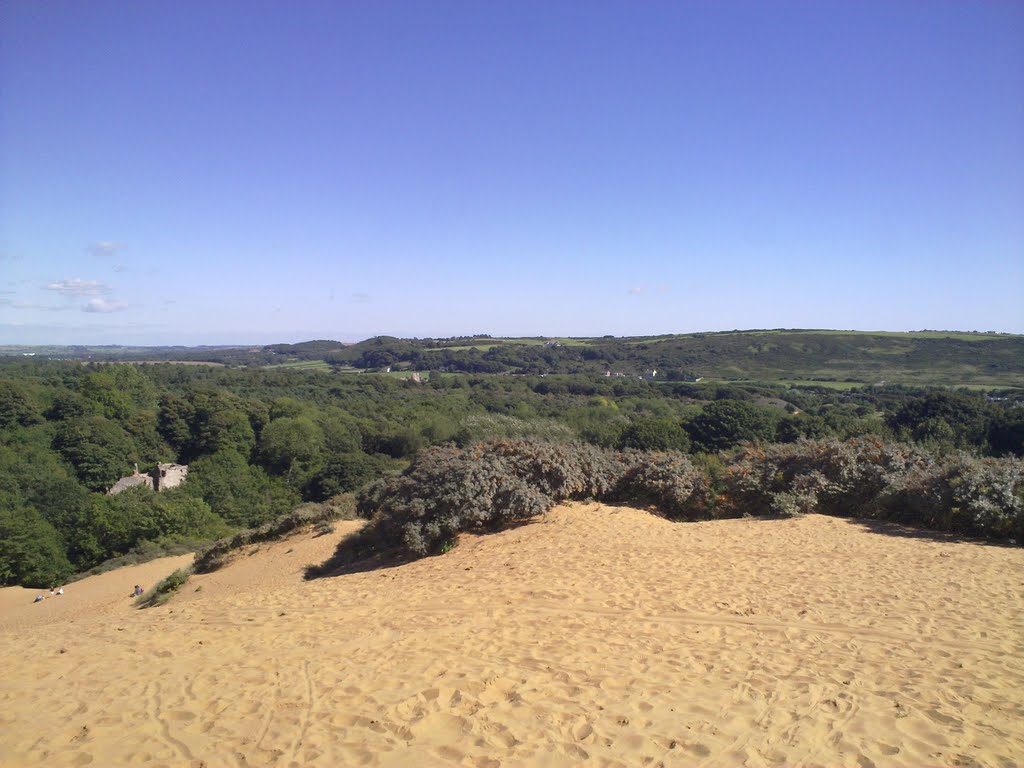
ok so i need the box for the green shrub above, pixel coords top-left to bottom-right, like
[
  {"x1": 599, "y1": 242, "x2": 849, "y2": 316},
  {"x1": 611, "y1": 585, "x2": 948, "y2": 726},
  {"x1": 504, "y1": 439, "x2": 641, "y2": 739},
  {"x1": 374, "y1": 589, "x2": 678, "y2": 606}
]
[
  {"x1": 353, "y1": 439, "x2": 708, "y2": 558},
  {"x1": 611, "y1": 451, "x2": 712, "y2": 520},
  {"x1": 136, "y1": 566, "x2": 193, "y2": 608},
  {"x1": 0, "y1": 501, "x2": 73, "y2": 587},
  {"x1": 685, "y1": 399, "x2": 778, "y2": 452},
  {"x1": 884, "y1": 454, "x2": 1024, "y2": 538},
  {"x1": 340, "y1": 437, "x2": 1024, "y2": 570},
  {"x1": 302, "y1": 435, "x2": 1024, "y2": 579},
  {"x1": 718, "y1": 438, "x2": 1024, "y2": 539},
  {"x1": 719, "y1": 438, "x2": 931, "y2": 519},
  {"x1": 455, "y1": 414, "x2": 575, "y2": 445},
  {"x1": 618, "y1": 417, "x2": 691, "y2": 453}
]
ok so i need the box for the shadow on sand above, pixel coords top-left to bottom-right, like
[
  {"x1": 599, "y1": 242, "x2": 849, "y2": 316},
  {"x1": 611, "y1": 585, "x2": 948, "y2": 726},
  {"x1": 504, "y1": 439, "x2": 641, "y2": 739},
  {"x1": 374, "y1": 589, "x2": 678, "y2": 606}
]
[
  {"x1": 840, "y1": 516, "x2": 1018, "y2": 548},
  {"x1": 304, "y1": 515, "x2": 547, "y2": 580},
  {"x1": 305, "y1": 507, "x2": 1020, "y2": 581},
  {"x1": 304, "y1": 523, "x2": 413, "y2": 579}
]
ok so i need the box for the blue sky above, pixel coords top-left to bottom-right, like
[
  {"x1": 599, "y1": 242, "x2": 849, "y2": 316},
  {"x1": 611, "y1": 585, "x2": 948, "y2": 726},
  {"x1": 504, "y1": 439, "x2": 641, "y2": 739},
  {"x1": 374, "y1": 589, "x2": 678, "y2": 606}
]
[{"x1": 1, "y1": 1, "x2": 1022, "y2": 345}]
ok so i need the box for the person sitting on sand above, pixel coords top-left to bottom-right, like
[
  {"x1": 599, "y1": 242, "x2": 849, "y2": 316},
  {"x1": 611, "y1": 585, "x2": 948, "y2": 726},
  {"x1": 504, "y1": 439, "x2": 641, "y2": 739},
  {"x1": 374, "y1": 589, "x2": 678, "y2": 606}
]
[
  {"x1": 56, "y1": 586, "x2": 64, "y2": 596},
  {"x1": 33, "y1": 594, "x2": 44, "y2": 603},
  {"x1": 132, "y1": 585, "x2": 144, "y2": 597}
]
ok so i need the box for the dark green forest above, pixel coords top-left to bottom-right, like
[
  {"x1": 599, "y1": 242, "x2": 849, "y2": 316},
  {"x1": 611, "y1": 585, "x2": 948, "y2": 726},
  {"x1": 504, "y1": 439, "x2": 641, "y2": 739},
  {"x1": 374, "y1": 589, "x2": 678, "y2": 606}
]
[{"x1": 1, "y1": 340, "x2": 1022, "y2": 586}]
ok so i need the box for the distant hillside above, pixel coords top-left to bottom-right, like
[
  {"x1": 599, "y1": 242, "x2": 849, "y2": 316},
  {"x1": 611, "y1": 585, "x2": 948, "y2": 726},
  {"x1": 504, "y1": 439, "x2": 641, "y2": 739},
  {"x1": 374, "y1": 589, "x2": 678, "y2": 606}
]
[
  {"x1": 264, "y1": 340, "x2": 351, "y2": 358},
  {"x1": 327, "y1": 330, "x2": 1024, "y2": 387},
  {"x1": 3, "y1": 330, "x2": 1021, "y2": 386},
  {"x1": 0, "y1": 344, "x2": 259, "y2": 365}
]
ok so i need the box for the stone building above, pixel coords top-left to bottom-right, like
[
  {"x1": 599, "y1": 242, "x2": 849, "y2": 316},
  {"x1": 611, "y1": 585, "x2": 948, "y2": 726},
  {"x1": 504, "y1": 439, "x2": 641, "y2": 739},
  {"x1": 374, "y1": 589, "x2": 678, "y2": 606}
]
[{"x1": 108, "y1": 463, "x2": 189, "y2": 495}]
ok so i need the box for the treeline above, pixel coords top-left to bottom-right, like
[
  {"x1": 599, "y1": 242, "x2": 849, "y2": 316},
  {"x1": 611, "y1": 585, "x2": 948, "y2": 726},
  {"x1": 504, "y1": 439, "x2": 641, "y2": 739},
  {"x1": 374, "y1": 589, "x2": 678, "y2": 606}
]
[
  {"x1": 314, "y1": 437, "x2": 1023, "y2": 572},
  {"x1": 1, "y1": 360, "x2": 1022, "y2": 586},
  {"x1": 0, "y1": 363, "x2": 415, "y2": 586},
  {"x1": 313, "y1": 331, "x2": 1024, "y2": 383},
  {"x1": 10, "y1": 331, "x2": 1024, "y2": 385}
]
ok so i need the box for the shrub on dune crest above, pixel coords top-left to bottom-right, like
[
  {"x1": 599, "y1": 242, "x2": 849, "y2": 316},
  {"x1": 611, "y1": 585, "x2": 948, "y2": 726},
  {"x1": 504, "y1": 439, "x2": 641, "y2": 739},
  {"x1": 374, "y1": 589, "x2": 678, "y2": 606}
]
[
  {"x1": 611, "y1": 451, "x2": 713, "y2": 521},
  {"x1": 720, "y1": 438, "x2": 1024, "y2": 539},
  {"x1": 719, "y1": 438, "x2": 933, "y2": 519},
  {"x1": 885, "y1": 455, "x2": 1024, "y2": 538},
  {"x1": 337, "y1": 438, "x2": 1024, "y2": 569},
  {"x1": 354, "y1": 439, "x2": 715, "y2": 558},
  {"x1": 356, "y1": 442, "x2": 575, "y2": 556}
]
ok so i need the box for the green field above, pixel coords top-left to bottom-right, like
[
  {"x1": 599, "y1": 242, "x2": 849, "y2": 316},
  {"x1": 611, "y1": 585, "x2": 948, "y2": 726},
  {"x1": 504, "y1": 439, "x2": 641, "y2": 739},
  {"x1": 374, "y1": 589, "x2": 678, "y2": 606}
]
[
  {"x1": 265, "y1": 360, "x2": 331, "y2": 372},
  {"x1": 423, "y1": 344, "x2": 501, "y2": 352},
  {"x1": 739, "y1": 329, "x2": 1018, "y2": 341},
  {"x1": 425, "y1": 337, "x2": 595, "y2": 352}
]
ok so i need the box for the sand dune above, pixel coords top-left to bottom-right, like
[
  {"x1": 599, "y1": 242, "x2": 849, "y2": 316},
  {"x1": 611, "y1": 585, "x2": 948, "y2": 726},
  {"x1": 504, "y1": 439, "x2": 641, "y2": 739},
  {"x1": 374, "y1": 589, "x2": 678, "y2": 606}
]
[
  {"x1": 1, "y1": 505, "x2": 1022, "y2": 767},
  {"x1": 0, "y1": 553, "x2": 196, "y2": 632}
]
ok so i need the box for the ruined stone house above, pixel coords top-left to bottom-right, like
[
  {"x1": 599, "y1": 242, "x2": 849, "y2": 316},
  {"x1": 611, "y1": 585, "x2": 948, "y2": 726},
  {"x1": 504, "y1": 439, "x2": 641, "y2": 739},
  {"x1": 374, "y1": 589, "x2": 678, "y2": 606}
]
[{"x1": 107, "y1": 463, "x2": 189, "y2": 495}]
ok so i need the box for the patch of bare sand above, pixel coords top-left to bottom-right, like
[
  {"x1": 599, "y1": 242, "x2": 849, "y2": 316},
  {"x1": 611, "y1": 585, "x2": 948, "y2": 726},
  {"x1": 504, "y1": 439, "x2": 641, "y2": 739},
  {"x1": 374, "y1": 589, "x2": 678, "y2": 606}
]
[
  {"x1": 1, "y1": 505, "x2": 1022, "y2": 767},
  {"x1": 0, "y1": 553, "x2": 195, "y2": 633}
]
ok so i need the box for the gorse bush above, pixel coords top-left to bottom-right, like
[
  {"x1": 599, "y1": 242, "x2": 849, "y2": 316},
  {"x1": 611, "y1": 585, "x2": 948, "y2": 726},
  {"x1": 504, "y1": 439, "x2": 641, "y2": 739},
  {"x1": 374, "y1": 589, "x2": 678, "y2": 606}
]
[
  {"x1": 719, "y1": 438, "x2": 1024, "y2": 538},
  {"x1": 356, "y1": 442, "x2": 557, "y2": 556},
  {"x1": 719, "y1": 438, "x2": 933, "y2": 519},
  {"x1": 341, "y1": 437, "x2": 1024, "y2": 568},
  {"x1": 611, "y1": 451, "x2": 712, "y2": 520},
  {"x1": 354, "y1": 439, "x2": 718, "y2": 558},
  {"x1": 886, "y1": 455, "x2": 1024, "y2": 538}
]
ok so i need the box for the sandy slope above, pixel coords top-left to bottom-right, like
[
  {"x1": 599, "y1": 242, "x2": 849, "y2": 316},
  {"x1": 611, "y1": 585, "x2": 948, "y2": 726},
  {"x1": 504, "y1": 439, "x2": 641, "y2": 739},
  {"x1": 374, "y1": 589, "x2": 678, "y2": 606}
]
[
  {"x1": 1, "y1": 505, "x2": 1022, "y2": 768},
  {"x1": 0, "y1": 553, "x2": 195, "y2": 632}
]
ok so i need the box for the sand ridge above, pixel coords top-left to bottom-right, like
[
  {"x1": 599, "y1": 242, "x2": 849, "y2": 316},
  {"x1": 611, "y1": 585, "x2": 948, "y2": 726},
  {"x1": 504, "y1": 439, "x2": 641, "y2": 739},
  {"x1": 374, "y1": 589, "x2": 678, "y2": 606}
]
[{"x1": 1, "y1": 504, "x2": 1022, "y2": 767}]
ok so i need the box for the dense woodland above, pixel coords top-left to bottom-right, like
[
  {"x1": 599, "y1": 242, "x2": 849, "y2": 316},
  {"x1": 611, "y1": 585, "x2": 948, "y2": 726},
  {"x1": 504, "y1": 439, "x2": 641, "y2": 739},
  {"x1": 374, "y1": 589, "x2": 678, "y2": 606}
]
[{"x1": 1, "y1": 348, "x2": 1023, "y2": 587}]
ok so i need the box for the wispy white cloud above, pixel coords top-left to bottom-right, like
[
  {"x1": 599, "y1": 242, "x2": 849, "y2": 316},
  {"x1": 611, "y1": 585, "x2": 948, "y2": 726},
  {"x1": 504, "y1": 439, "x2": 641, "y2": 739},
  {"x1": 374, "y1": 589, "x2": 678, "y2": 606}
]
[
  {"x1": 627, "y1": 284, "x2": 670, "y2": 296},
  {"x1": 350, "y1": 292, "x2": 371, "y2": 304},
  {"x1": 0, "y1": 297, "x2": 75, "y2": 311},
  {"x1": 90, "y1": 241, "x2": 123, "y2": 257},
  {"x1": 112, "y1": 264, "x2": 129, "y2": 273},
  {"x1": 46, "y1": 278, "x2": 111, "y2": 298},
  {"x1": 82, "y1": 298, "x2": 128, "y2": 313}
]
